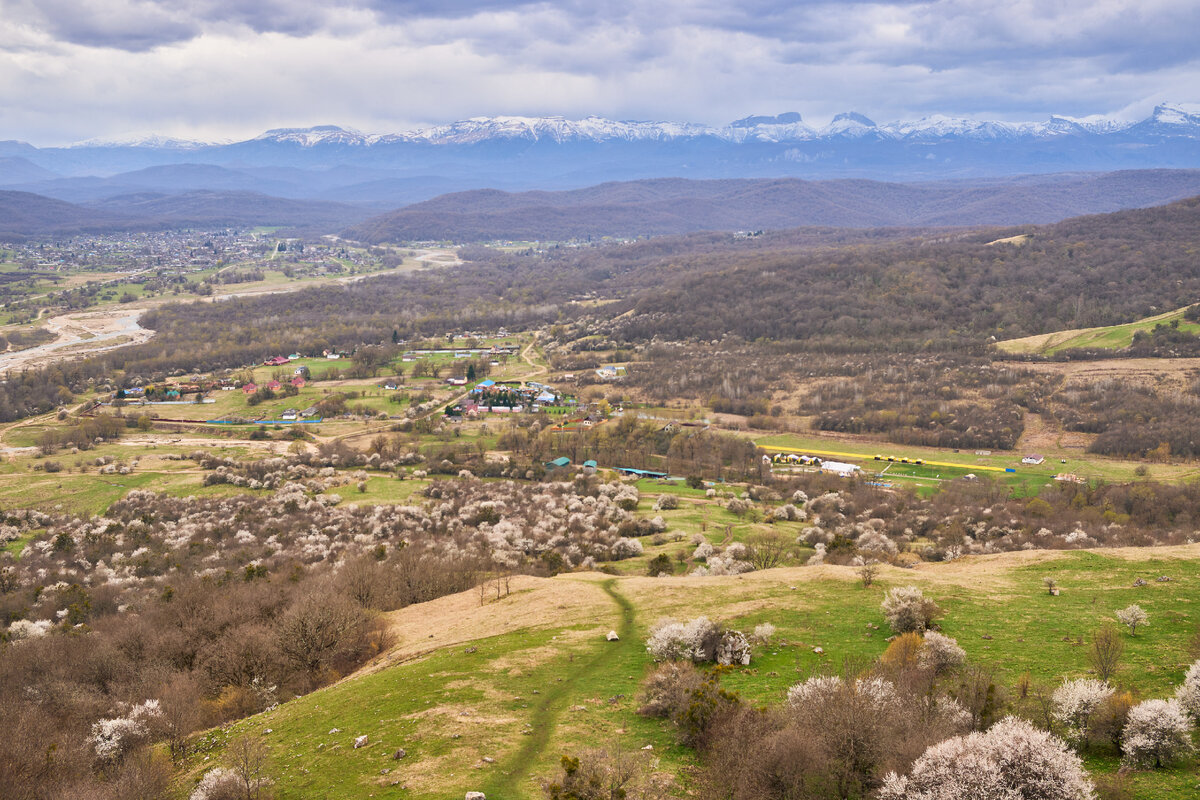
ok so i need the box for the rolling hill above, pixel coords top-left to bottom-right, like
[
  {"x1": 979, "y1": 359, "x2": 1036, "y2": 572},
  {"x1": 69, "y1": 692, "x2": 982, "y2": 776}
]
[
  {"x1": 343, "y1": 170, "x2": 1200, "y2": 243},
  {"x1": 0, "y1": 188, "x2": 373, "y2": 237}
]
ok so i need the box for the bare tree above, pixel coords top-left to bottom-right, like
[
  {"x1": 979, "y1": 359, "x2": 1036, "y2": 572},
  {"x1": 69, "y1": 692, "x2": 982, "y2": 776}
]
[
  {"x1": 1089, "y1": 624, "x2": 1124, "y2": 683},
  {"x1": 226, "y1": 736, "x2": 273, "y2": 800},
  {"x1": 859, "y1": 562, "x2": 880, "y2": 588},
  {"x1": 746, "y1": 530, "x2": 790, "y2": 570}
]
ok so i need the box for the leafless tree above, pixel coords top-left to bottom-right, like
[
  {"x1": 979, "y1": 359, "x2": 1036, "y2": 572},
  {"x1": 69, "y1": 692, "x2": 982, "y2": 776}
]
[{"x1": 1089, "y1": 624, "x2": 1124, "y2": 683}]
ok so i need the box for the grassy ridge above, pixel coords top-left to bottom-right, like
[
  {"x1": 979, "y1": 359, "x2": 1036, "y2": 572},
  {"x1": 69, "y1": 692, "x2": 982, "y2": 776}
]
[
  {"x1": 997, "y1": 304, "x2": 1200, "y2": 356},
  {"x1": 186, "y1": 548, "x2": 1200, "y2": 799}
]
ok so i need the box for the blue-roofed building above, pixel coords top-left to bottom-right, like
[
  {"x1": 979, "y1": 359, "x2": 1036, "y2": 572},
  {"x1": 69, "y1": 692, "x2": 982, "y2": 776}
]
[{"x1": 545, "y1": 457, "x2": 571, "y2": 470}]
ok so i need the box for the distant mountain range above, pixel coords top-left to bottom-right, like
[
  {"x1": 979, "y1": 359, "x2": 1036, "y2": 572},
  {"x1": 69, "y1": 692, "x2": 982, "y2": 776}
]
[
  {"x1": 3, "y1": 105, "x2": 1200, "y2": 209},
  {"x1": 344, "y1": 170, "x2": 1200, "y2": 243}
]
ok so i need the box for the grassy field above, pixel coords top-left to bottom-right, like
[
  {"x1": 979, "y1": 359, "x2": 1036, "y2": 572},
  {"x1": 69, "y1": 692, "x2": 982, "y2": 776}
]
[
  {"x1": 753, "y1": 431, "x2": 1199, "y2": 489},
  {"x1": 998, "y1": 304, "x2": 1200, "y2": 356},
  {"x1": 182, "y1": 547, "x2": 1200, "y2": 800}
]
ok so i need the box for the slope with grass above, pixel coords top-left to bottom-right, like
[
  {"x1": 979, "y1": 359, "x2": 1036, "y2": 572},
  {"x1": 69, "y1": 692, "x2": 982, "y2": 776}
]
[
  {"x1": 997, "y1": 303, "x2": 1200, "y2": 356},
  {"x1": 187, "y1": 546, "x2": 1200, "y2": 799}
]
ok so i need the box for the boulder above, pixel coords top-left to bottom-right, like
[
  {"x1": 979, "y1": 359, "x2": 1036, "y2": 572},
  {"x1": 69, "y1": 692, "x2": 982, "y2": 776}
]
[
  {"x1": 392, "y1": 748, "x2": 407, "y2": 760},
  {"x1": 813, "y1": 646, "x2": 824, "y2": 655},
  {"x1": 354, "y1": 735, "x2": 368, "y2": 749},
  {"x1": 466, "y1": 793, "x2": 487, "y2": 800},
  {"x1": 606, "y1": 630, "x2": 620, "y2": 641}
]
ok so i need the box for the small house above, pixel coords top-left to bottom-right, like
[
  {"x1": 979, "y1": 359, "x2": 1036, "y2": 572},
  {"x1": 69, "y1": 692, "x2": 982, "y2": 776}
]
[
  {"x1": 291, "y1": 377, "x2": 306, "y2": 388},
  {"x1": 280, "y1": 409, "x2": 298, "y2": 421},
  {"x1": 299, "y1": 407, "x2": 318, "y2": 417},
  {"x1": 582, "y1": 459, "x2": 598, "y2": 474},
  {"x1": 545, "y1": 457, "x2": 571, "y2": 470},
  {"x1": 266, "y1": 380, "x2": 281, "y2": 391},
  {"x1": 242, "y1": 383, "x2": 258, "y2": 395}
]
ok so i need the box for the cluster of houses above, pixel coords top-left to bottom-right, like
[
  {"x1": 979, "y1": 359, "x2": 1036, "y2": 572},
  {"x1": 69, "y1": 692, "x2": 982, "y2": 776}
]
[{"x1": 447, "y1": 380, "x2": 575, "y2": 418}]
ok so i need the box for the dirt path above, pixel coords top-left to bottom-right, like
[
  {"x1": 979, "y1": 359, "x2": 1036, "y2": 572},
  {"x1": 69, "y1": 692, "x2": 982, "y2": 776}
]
[{"x1": 484, "y1": 579, "x2": 635, "y2": 799}]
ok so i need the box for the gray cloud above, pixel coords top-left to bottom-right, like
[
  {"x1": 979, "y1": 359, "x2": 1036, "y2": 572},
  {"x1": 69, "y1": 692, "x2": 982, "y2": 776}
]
[{"x1": 0, "y1": 0, "x2": 1195, "y2": 143}]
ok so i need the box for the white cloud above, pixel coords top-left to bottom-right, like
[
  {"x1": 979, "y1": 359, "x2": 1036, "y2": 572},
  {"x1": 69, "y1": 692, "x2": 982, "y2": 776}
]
[{"x1": 0, "y1": 0, "x2": 1195, "y2": 143}]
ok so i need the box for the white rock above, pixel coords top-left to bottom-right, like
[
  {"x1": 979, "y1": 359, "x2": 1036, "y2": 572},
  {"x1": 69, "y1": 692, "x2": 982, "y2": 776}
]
[
  {"x1": 354, "y1": 735, "x2": 368, "y2": 748},
  {"x1": 466, "y1": 793, "x2": 487, "y2": 800},
  {"x1": 813, "y1": 646, "x2": 824, "y2": 655},
  {"x1": 606, "y1": 630, "x2": 620, "y2": 641}
]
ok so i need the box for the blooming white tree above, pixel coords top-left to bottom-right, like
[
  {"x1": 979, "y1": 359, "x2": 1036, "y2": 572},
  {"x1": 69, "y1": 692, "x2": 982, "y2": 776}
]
[
  {"x1": 786, "y1": 675, "x2": 844, "y2": 707},
  {"x1": 1051, "y1": 679, "x2": 1113, "y2": 745},
  {"x1": 879, "y1": 716, "x2": 1095, "y2": 800},
  {"x1": 881, "y1": 586, "x2": 941, "y2": 633},
  {"x1": 1115, "y1": 604, "x2": 1149, "y2": 636},
  {"x1": 1121, "y1": 698, "x2": 1194, "y2": 768},
  {"x1": 189, "y1": 767, "x2": 240, "y2": 800},
  {"x1": 646, "y1": 616, "x2": 728, "y2": 663},
  {"x1": 918, "y1": 631, "x2": 966, "y2": 676},
  {"x1": 1175, "y1": 659, "x2": 1200, "y2": 720},
  {"x1": 89, "y1": 699, "x2": 162, "y2": 762}
]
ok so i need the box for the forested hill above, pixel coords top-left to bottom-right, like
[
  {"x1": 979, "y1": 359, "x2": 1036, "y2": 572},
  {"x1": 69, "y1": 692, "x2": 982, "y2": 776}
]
[
  {"x1": 4, "y1": 195, "x2": 1200, "y2": 423},
  {"x1": 343, "y1": 169, "x2": 1200, "y2": 243},
  {"x1": 0, "y1": 189, "x2": 372, "y2": 238}
]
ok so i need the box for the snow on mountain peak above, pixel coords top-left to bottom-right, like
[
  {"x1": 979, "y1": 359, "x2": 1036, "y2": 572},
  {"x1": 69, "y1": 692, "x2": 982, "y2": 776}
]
[{"x1": 233, "y1": 106, "x2": 1200, "y2": 150}]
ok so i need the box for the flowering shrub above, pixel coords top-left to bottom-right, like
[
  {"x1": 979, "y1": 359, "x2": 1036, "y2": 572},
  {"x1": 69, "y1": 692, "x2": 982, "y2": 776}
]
[
  {"x1": 1052, "y1": 679, "x2": 1113, "y2": 745},
  {"x1": 881, "y1": 586, "x2": 942, "y2": 633},
  {"x1": 879, "y1": 717, "x2": 1094, "y2": 800},
  {"x1": 1175, "y1": 660, "x2": 1200, "y2": 720},
  {"x1": 918, "y1": 631, "x2": 966, "y2": 676},
  {"x1": 90, "y1": 699, "x2": 161, "y2": 762},
  {"x1": 646, "y1": 616, "x2": 751, "y2": 665},
  {"x1": 1121, "y1": 698, "x2": 1194, "y2": 768}
]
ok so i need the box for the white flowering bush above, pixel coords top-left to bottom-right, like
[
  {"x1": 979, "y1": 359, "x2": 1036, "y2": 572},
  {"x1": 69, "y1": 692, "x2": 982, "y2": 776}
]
[
  {"x1": 693, "y1": 542, "x2": 714, "y2": 561},
  {"x1": 1115, "y1": 604, "x2": 1149, "y2": 635},
  {"x1": 189, "y1": 767, "x2": 241, "y2": 800},
  {"x1": 90, "y1": 699, "x2": 161, "y2": 762},
  {"x1": 786, "y1": 674, "x2": 844, "y2": 707},
  {"x1": 879, "y1": 716, "x2": 1094, "y2": 800},
  {"x1": 715, "y1": 629, "x2": 752, "y2": 666},
  {"x1": 1052, "y1": 679, "x2": 1113, "y2": 745},
  {"x1": 918, "y1": 631, "x2": 965, "y2": 676},
  {"x1": 6, "y1": 618, "x2": 53, "y2": 639},
  {"x1": 881, "y1": 586, "x2": 941, "y2": 633},
  {"x1": 1174, "y1": 659, "x2": 1200, "y2": 720},
  {"x1": 652, "y1": 494, "x2": 679, "y2": 511},
  {"x1": 1121, "y1": 698, "x2": 1194, "y2": 768},
  {"x1": 610, "y1": 537, "x2": 643, "y2": 559},
  {"x1": 752, "y1": 622, "x2": 776, "y2": 644},
  {"x1": 646, "y1": 616, "x2": 750, "y2": 665}
]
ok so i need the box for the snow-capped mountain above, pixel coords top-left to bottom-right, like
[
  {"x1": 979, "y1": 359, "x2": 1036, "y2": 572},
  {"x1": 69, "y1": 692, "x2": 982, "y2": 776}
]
[
  {"x1": 237, "y1": 104, "x2": 1200, "y2": 148},
  {"x1": 11, "y1": 103, "x2": 1200, "y2": 205},
  {"x1": 62, "y1": 104, "x2": 1200, "y2": 152}
]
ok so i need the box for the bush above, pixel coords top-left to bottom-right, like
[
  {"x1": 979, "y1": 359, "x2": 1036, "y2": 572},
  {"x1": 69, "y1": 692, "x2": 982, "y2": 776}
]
[
  {"x1": 1121, "y1": 698, "x2": 1194, "y2": 768},
  {"x1": 1052, "y1": 678, "x2": 1114, "y2": 746},
  {"x1": 1175, "y1": 659, "x2": 1200, "y2": 720},
  {"x1": 1115, "y1": 605, "x2": 1149, "y2": 636},
  {"x1": 881, "y1": 586, "x2": 942, "y2": 633},
  {"x1": 918, "y1": 632, "x2": 966, "y2": 676},
  {"x1": 645, "y1": 617, "x2": 751, "y2": 665},
  {"x1": 879, "y1": 717, "x2": 1094, "y2": 800},
  {"x1": 647, "y1": 553, "x2": 673, "y2": 577},
  {"x1": 652, "y1": 494, "x2": 679, "y2": 511}
]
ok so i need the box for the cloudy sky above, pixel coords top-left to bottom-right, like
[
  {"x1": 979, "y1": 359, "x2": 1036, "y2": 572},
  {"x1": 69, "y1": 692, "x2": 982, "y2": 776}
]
[{"x1": 0, "y1": 0, "x2": 1196, "y2": 145}]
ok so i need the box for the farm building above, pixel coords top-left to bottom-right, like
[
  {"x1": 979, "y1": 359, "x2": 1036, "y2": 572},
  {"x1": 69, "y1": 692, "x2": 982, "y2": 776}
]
[
  {"x1": 1021, "y1": 454, "x2": 1045, "y2": 465},
  {"x1": 820, "y1": 461, "x2": 861, "y2": 478},
  {"x1": 545, "y1": 457, "x2": 571, "y2": 470}
]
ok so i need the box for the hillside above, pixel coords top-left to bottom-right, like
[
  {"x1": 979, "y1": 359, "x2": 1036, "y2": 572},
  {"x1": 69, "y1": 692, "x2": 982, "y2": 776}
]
[
  {"x1": 196, "y1": 547, "x2": 1200, "y2": 799},
  {"x1": 343, "y1": 170, "x2": 1200, "y2": 243},
  {"x1": 0, "y1": 188, "x2": 373, "y2": 238},
  {"x1": 88, "y1": 190, "x2": 373, "y2": 230},
  {"x1": 0, "y1": 189, "x2": 134, "y2": 238}
]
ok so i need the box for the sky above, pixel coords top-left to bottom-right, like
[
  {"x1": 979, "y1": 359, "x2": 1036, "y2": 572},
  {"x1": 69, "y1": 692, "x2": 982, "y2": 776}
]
[{"x1": 0, "y1": 0, "x2": 1197, "y2": 145}]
